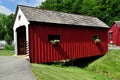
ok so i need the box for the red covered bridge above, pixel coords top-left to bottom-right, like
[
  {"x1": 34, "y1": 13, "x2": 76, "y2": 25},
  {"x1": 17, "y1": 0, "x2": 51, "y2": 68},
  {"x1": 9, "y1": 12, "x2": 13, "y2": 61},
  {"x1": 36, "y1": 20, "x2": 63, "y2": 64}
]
[{"x1": 13, "y1": 5, "x2": 109, "y2": 63}]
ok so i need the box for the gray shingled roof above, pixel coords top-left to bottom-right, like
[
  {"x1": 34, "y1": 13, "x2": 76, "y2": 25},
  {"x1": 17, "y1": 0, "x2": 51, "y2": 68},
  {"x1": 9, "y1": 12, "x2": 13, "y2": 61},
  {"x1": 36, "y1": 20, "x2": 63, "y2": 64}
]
[
  {"x1": 115, "y1": 21, "x2": 120, "y2": 27},
  {"x1": 18, "y1": 5, "x2": 109, "y2": 28}
]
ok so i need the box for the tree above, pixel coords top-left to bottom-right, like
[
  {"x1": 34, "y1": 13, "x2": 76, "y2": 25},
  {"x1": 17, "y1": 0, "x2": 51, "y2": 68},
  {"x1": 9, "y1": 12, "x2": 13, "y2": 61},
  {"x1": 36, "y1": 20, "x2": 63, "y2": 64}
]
[
  {"x1": 40, "y1": 0, "x2": 77, "y2": 13},
  {"x1": 39, "y1": 0, "x2": 120, "y2": 26},
  {"x1": 0, "y1": 14, "x2": 7, "y2": 40},
  {"x1": 5, "y1": 14, "x2": 14, "y2": 45},
  {"x1": 0, "y1": 13, "x2": 14, "y2": 44}
]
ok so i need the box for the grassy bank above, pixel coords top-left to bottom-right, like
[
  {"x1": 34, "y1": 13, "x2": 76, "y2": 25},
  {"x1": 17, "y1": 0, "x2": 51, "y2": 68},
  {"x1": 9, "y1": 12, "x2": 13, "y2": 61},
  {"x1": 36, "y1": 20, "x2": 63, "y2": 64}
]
[
  {"x1": 86, "y1": 50, "x2": 120, "y2": 80},
  {"x1": 0, "y1": 50, "x2": 14, "y2": 56},
  {"x1": 32, "y1": 50, "x2": 120, "y2": 80},
  {"x1": 32, "y1": 64, "x2": 110, "y2": 80}
]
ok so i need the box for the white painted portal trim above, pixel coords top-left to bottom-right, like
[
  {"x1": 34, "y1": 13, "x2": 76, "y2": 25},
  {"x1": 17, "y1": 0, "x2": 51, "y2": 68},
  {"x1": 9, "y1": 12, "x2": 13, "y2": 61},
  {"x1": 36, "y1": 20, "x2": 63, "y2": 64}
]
[
  {"x1": 26, "y1": 24, "x2": 29, "y2": 55},
  {"x1": 13, "y1": 30, "x2": 17, "y2": 56},
  {"x1": 13, "y1": 8, "x2": 30, "y2": 56}
]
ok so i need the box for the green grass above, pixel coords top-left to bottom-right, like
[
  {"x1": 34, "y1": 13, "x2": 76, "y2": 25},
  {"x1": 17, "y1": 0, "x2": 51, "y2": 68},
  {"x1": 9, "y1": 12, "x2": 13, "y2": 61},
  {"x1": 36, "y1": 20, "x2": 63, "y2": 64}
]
[
  {"x1": 32, "y1": 50, "x2": 120, "y2": 80},
  {"x1": 0, "y1": 50, "x2": 14, "y2": 56},
  {"x1": 86, "y1": 50, "x2": 120, "y2": 80},
  {"x1": 32, "y1": 64, "x2": 110, "y2": 80}
]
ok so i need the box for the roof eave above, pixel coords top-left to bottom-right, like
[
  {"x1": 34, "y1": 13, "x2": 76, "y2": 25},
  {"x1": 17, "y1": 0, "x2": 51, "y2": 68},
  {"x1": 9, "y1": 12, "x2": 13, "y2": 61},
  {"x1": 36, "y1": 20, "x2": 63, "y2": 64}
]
[{"x1": 29, "y1": 21, "x2": 109, "y2": 29}]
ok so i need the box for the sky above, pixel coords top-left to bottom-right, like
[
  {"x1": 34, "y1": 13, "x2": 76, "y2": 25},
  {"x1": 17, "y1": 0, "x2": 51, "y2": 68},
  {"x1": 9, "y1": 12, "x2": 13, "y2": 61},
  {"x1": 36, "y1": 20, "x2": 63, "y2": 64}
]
[{"x1": 0, "y1": 0, "x2": 45, "y2": 15}]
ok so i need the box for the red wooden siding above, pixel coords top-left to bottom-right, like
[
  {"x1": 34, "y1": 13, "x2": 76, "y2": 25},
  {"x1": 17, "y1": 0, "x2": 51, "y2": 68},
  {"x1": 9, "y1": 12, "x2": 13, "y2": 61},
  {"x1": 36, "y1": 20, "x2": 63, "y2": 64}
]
[
  {"x1": 108, "y1": 24, "x2": 120, "y2": 46},
  {"x1": 29, "y1": 23, "x2": 108, "y2": 63}
]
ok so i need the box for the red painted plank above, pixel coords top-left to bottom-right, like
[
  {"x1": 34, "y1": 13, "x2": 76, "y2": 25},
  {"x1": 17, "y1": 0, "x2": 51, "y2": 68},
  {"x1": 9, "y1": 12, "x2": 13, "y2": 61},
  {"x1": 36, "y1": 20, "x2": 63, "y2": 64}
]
[{"x1": 29, "y1": 23, "x2": 108, "y2": 63}]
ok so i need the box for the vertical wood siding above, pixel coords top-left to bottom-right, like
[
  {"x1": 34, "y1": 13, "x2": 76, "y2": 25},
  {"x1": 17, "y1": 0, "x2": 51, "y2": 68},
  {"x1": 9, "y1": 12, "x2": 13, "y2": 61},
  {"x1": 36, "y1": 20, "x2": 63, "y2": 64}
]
[
  {"x1": 108, "y1": 24, "x2": 120, "y2": 46},
  {"x1": 29, "y1": 23, "x2": 108, "y2": 63}
]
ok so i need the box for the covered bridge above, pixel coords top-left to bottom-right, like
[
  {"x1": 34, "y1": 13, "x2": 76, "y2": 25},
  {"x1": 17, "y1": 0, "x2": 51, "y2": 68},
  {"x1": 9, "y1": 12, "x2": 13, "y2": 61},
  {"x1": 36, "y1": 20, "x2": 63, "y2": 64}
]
[{"x1": 13, "y1": 5, "x2": 109, "y2": 63}]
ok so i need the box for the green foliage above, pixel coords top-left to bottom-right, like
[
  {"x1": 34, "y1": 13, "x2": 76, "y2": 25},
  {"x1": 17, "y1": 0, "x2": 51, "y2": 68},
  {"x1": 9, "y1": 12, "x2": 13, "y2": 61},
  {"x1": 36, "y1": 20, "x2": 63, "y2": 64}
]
[
  {"x1": 6, "y1": 14, "x2": 14, "y2": 40},
  {"x1": 0, "y1": 13, "x2": 14, "y2": 44},
  {"x1": 0, "y1": 14, "x2": 7, "y2": 40},
  {"x1": 4, "y1": 45, "x2": 14, "y2": 50},
  {"x1": 40, "y1": 0, "x2": 81, "y2": 13},
  {"x1": 4, "y1": 34, "x2": 12, "y2": 45},
  {"x1": 40, "y1": 0, "x2": 120, "y2": 26}
]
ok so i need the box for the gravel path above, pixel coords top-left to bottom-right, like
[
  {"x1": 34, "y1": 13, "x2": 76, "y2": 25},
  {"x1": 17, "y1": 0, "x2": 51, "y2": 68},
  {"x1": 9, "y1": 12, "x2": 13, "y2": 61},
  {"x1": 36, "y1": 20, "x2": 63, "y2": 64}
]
[
  {"x1": 0, "y1": 56, "x2": 35, "y2": 80},
  {"x1": 109, "y1": 46, "x2": 120, "y2": 50}
]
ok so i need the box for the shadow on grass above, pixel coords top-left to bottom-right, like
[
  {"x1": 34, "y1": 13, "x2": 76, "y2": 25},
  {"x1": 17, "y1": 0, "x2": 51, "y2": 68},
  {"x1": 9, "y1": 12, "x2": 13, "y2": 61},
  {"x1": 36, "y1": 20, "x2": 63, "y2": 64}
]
[{"x1": 42, "y1": 55, "x2": 103, "y2": 68}]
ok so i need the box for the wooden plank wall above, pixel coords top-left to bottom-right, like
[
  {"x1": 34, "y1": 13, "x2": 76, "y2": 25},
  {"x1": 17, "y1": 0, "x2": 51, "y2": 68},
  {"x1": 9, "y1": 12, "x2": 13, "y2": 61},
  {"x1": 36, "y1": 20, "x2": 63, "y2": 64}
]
[{"x1": 29, "y1": 23, "x2": 108, "y2": 63}]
